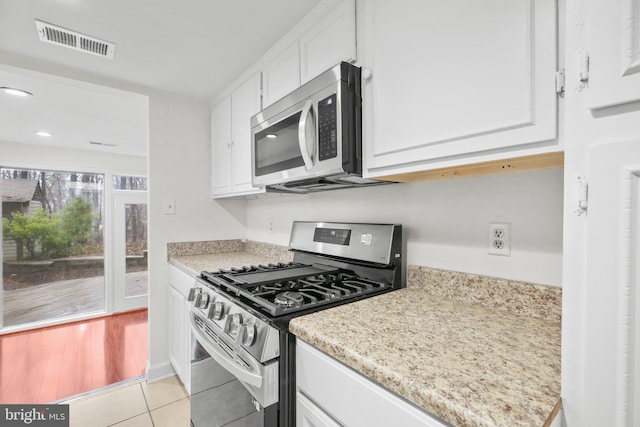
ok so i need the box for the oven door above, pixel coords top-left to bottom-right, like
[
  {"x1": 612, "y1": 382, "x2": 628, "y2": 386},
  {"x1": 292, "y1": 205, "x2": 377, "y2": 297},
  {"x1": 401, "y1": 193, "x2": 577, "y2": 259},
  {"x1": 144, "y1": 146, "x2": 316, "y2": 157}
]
[{"x1": 190, "y1": 314, "x2": 279, "y2": 427}]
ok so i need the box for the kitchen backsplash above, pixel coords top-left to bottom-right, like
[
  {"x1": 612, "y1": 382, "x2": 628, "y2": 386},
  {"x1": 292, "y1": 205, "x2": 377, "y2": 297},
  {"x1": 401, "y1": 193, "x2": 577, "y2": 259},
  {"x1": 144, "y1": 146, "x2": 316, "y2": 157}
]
[
  {"x1": 408, "y1": 265, "x2": 562, "y2": 323},
  {"x1": 245, "y1": 240, "x2": 293, "y2": 262},
  {"x1": 167, "y1": 239, "x2": 245, "y2": 257},
  {"x1": 167, "y1": 239, "x2": 292, "y2": 262}
]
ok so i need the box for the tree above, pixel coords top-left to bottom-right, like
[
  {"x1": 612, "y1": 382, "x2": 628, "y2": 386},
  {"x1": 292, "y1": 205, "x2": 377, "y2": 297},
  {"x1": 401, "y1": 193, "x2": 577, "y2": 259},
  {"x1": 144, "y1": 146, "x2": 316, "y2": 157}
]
[
  {"x1": 2, "y1": 210, "x2": 63, "y2": 260},
  {"x1": 59, "y1": 198, "x2": 95, "y2": 248}
]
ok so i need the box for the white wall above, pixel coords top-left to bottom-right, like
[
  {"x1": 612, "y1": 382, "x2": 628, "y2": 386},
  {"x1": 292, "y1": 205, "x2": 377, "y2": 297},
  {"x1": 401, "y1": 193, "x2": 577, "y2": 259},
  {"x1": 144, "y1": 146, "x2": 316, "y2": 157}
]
[
  {"x1": 146, "y1": 91, "x2": 246, "y2": 380},
  {"x1": 247, "y1": 168, "x2": 564, "y2": 286}
]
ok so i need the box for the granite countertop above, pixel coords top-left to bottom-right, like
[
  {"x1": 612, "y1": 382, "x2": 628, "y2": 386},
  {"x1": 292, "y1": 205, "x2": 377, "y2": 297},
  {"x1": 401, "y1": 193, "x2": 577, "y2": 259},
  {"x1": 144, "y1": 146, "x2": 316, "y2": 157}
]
[{"x1": 289, "y1": 266, "x2": 562, "y2": 427}]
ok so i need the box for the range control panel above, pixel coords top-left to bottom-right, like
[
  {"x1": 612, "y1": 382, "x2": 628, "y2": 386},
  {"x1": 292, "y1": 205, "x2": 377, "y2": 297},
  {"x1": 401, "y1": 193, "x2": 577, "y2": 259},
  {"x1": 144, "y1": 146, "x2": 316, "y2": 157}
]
[{"x1": 313, "y1": 227, "x2": 351, "y2": 245}]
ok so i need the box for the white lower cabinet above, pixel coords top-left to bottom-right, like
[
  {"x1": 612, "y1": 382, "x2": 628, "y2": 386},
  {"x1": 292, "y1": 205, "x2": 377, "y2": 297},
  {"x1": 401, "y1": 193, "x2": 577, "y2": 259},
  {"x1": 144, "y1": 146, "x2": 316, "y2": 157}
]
[
  {"x1": 168, "y1": 265, "x2": 194, "y2": 394},
  {"x1": 296, "y1": 340, "x2": 448, "y2": 427},
  {"x1": 297, "y1": 391, "x2": 343, "y2": 427}
]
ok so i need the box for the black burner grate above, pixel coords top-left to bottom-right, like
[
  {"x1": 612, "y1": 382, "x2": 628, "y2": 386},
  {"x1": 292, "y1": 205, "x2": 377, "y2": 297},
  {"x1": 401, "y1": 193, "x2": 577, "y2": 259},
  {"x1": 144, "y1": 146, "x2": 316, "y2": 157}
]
[{"x1": 200, "y1": 264, "x2": 390, "y2": 317}]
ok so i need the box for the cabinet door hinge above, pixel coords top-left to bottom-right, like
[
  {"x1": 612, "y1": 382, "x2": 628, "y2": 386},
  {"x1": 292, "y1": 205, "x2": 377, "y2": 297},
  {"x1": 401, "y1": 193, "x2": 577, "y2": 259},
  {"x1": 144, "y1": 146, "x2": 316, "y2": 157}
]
[
  {"x1": 555, "y1": 68, "x2": 565, "y2": 95},
  {"x1": 577, "y1": 51, "x2": 590, "y2": 91},
  {"x1": 259, "y1": 71, "x2": 264, "y2": 109},
  {"x1": 575, "y1": 177, "x2": 589, "y2": 216}
]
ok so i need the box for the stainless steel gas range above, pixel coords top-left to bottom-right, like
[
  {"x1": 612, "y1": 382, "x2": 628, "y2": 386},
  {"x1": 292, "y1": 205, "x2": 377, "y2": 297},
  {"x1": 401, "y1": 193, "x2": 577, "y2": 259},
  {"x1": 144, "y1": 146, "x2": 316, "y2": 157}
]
[{"x1": 188, "y1": 221, "x2": 403, "y2": 427}]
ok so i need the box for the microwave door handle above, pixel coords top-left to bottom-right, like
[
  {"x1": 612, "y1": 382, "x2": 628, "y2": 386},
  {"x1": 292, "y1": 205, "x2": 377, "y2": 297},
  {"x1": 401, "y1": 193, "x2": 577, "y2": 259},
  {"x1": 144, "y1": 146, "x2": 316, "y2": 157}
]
[{"x1": 297, "y1": 100, "x2": 315, "y2": 170}]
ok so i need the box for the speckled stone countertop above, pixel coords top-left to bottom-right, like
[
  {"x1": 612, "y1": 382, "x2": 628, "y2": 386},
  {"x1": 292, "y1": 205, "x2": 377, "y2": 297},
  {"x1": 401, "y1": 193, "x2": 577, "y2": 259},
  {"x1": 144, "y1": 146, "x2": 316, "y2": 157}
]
[
  {"x1": 167, "y1": 239, "x2": 292, "y2": 277},
  {"x1": 290, "y1": 266, "x2": 562, "y2": 427}
]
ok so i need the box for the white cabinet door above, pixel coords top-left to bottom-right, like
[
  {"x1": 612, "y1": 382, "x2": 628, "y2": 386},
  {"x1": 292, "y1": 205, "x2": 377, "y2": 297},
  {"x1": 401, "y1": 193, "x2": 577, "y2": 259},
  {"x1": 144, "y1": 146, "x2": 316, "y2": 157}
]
[
  {"x1": 300, "y1": 0, "x2": 356, "y2": 84},
  {"x1": 297, "y1": 392, "x2": 343, "y2": 427},
  {"x1": 360, "y1": 0, "x2": 558, "y2": 177},
  {"x1": 169, "y1": 285, "x2": 188, "y2": 390},
  {"x1": 211, "y1": 74, "x2": 264, "y2": 198},
  {"x1": 582, "y1": 139, "x2": 640, "y2": 427},
  {"x1": 231, "y1": 72, "x2": 263, "y2": 194},
  {"x1": 211, "y1": 97, "x2": 232, "y2": 197},
  {"x1": 262, "y1": 42, "x2": 301, "y2": 107},
  {"x1": 168, "y1": 265, "x2": 194, "y2": 394},
  {"x1": 588, "y1": 0, "x2": 640, "y2": 109}
]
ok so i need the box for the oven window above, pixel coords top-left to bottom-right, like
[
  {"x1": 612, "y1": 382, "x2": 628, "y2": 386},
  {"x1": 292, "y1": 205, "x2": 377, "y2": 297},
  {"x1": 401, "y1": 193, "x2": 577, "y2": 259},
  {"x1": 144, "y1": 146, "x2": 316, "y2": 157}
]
[{"x1": 255, "y1": 112, "x2": 305, "y2": 176}]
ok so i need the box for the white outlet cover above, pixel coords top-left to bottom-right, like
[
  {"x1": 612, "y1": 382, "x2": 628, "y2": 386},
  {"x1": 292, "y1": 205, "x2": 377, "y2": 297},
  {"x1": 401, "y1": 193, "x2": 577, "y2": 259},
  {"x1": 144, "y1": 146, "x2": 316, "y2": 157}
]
[
  {"x1": 163, "y1": 198, "x2": 176, "y2": 215},
  {"x1": 488, "y1": 222, "x2": 511, "y2": 256}
]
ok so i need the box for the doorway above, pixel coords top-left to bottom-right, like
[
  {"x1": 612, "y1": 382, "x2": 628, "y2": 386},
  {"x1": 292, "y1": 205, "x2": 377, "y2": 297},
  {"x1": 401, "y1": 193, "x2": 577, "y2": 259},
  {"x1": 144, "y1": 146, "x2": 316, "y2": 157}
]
[{"x1": 113, "y1": 192, "x2": 148, "y2": 312}]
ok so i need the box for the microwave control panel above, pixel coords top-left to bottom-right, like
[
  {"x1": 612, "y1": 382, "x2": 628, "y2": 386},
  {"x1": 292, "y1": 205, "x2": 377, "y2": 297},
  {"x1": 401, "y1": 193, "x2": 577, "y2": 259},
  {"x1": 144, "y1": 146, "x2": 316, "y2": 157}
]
[{"x1": 318, "y1": 94, "x2": 338, "y2": 161}]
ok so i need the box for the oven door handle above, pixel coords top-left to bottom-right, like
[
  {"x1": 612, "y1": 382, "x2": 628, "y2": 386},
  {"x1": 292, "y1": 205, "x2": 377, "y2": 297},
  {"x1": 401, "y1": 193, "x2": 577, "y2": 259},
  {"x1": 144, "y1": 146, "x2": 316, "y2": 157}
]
[
  {"x1": 190, "y1": 314, "x2": 263, "y2": 388},
  {"x1": 297, "y1": 99, "x2": 315, "y2": 170}
]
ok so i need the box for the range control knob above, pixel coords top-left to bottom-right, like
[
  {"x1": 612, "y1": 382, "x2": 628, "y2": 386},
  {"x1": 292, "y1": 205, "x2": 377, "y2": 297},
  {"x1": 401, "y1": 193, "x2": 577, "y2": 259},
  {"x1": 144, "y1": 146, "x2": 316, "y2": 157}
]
[
  {"x1": 230, "y1": 313, "x2": 242, "y2": 331},
  {"x1": 197, "y1": 293, "x2": 210, "y2": 309},
  {"x1": 209, "y1": 301, "x2": 225, "y2": 320},
  {"x1": 226, "y1": 313, "x2": 244, "y2": 339},
  {"x1": 239, "y1": 323, "x2": 257, "y2": 347},
  {"x1": 187, "y1": 287, "x2": 201, "y2": 302}
]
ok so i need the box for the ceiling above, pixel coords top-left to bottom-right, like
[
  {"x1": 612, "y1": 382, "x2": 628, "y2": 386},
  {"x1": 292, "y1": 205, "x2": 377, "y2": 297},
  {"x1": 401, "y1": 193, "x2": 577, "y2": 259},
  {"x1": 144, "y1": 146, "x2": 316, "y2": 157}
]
[{"x1": 0, "y1": 0, "x2": 317, "y2": 157}]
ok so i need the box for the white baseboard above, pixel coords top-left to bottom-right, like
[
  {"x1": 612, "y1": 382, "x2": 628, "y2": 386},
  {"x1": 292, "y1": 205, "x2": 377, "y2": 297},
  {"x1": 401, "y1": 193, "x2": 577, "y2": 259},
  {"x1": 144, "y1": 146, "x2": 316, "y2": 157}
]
[{"x1": 146, "y1": 360, "x2": 176, "y2": 383}]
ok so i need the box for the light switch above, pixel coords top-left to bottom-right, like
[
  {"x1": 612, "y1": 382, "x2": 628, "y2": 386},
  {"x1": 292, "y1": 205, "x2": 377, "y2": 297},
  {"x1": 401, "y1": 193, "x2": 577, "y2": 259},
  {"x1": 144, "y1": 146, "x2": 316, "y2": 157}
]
[{"x1": 163, "y1": 198, "x2": 176, "y2": 215}]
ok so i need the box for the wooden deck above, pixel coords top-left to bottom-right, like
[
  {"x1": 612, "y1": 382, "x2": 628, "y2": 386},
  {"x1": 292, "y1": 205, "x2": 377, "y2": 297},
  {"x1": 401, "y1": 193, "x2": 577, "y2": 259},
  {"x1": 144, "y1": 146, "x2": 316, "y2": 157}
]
[{"x1": 2, "y1": 271, "x2": 148, "y2": 327}]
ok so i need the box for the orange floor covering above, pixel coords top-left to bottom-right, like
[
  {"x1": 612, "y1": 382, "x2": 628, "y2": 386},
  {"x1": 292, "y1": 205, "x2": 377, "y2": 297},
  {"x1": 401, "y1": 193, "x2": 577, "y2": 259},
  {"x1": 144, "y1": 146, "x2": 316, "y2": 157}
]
[{"x1": 0, "y1": 309, "x2": 148, "y2": 404}]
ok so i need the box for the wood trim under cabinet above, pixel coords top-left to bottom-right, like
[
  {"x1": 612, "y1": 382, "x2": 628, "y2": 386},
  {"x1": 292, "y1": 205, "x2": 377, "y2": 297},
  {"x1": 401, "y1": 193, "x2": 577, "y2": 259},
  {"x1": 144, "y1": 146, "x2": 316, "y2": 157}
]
[
  {"x1": 373, "y1": 152, "x2": 564, "y2": 183},
  {"x1": 543, "y1": 399, "x2": 563, "y2": 427}
]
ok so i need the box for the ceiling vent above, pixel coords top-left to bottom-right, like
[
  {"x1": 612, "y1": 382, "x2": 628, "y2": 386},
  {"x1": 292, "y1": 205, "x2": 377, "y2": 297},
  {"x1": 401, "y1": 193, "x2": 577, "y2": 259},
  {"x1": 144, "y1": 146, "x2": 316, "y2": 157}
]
[{"x1": 35, "y1": 20, "x2": 115, "y2": 59}]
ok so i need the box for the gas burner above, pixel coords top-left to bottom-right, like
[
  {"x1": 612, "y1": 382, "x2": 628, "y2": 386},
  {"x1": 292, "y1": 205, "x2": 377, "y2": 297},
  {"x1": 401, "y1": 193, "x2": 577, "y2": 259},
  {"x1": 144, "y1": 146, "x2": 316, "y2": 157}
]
[
  {"x1": 274, "y1": 291, "x2": 304, "y2": 308},
  {"x1": 259, "y1": 284, "x2": 285, "y2": 292}
]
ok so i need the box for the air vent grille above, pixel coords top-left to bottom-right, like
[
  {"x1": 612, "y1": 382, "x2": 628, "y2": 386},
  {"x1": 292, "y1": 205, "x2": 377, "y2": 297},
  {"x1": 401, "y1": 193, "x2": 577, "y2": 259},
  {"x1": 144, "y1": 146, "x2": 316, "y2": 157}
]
[{"x1": 35, "y1": 20, "x2": 115, "y2": 59}]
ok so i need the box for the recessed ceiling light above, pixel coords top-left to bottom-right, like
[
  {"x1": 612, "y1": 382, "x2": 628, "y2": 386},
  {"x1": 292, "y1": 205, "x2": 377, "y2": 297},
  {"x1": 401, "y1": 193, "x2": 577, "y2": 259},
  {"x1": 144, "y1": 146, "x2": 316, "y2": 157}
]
[
  {"x1": 266, "y1": 134, "x2": 277, "y2": 139},
  {"x1": 1, "y1": 87, "x2": 33, "y2": 97},
  {"x1": 34, "y1": 131, "x2": 53, "y2": 137}
]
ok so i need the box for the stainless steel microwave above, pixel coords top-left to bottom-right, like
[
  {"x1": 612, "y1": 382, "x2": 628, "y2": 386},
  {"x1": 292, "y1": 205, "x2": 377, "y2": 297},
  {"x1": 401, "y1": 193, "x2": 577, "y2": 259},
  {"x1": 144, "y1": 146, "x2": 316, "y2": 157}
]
[{"x1": 250, "y1": 62, "x2": 389, "y2": 193}]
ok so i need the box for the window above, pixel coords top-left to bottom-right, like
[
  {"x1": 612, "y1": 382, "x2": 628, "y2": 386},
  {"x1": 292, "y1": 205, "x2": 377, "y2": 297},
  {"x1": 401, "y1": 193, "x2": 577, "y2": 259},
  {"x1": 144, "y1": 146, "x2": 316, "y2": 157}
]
[
  {"x1": 113, "y1": 175, "x2": 147, "y2": 191},
  {"x1": 1, "y1": 168, "x2": 105, "y2": 327}
]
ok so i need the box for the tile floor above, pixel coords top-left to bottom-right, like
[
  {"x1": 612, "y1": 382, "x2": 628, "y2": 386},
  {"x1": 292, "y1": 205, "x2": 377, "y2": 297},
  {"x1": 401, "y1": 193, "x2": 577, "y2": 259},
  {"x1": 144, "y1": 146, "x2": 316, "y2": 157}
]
[{"x1": 62, "y1": 375, "x2": 190, "y2": 427}]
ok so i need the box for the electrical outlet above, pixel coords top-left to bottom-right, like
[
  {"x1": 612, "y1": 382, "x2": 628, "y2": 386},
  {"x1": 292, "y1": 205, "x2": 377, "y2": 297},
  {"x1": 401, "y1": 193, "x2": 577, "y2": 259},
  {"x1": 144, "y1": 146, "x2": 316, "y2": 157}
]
[
  {"x1": 268, "y1": 218, "x2": 274, "y2": 234},
  {"x1": 488, "y1": 222, "x2": 511, "y2": 256},
  {"x1": 163, "y1": 198, "x2": 175, "y2": 215}
]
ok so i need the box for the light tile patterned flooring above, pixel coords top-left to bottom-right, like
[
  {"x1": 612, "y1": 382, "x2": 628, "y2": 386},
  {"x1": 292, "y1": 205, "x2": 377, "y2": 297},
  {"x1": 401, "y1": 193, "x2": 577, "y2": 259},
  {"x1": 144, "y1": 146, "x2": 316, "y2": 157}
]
[{"x1": 63, "y1": 376, "x2": 190, "y2": 427}]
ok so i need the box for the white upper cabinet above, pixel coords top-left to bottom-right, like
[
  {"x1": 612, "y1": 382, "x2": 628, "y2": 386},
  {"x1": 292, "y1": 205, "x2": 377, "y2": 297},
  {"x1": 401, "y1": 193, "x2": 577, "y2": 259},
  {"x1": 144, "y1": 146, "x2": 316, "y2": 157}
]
[
  {"x1": 300, "y1": 0, "x2": 357, "y2": 84},
  {"x1": 262, "y1": 0, "x2": 357, "y2": 107},
  {"x1": 211, "y1": 71, "x2": 265, "y2": 198},
  {"x1": 211, "y1": 96, "x2": 232, "y2": 197},
  {"x1": 231, "y1": 72, "x2": 262, "y2": 194},
  {"x1": 359, "y1": 0, "x2": 560, "y2": 178},
  {"x1": 587, "y1": 0, "x2": 640, "y2": 109},
  {"x1": 262, "y1": 42, "x2": 301, "y2": 108}
]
